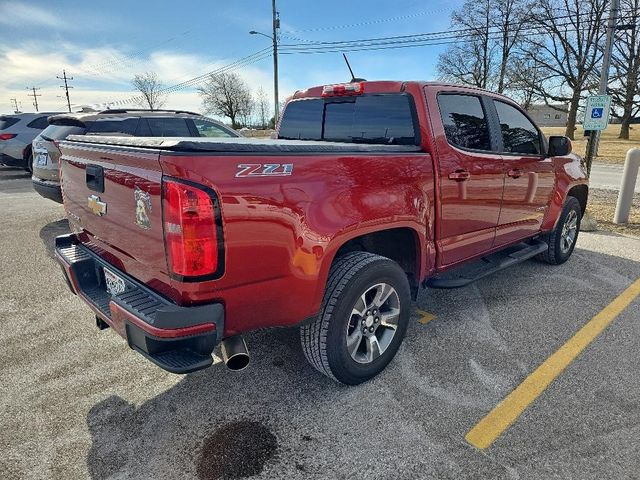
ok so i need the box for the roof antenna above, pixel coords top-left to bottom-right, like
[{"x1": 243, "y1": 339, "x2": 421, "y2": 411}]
[{"x1": 342, "y1": 53, "x2": 366, "y2": 82}]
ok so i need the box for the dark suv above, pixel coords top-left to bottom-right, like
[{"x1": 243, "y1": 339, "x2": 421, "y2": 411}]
[{"x1": 31, "y1": 109, "x2": 239, "y2": 202}]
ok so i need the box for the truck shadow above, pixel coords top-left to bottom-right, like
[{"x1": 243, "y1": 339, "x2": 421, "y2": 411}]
[
  {"x1": 81, "y1": 238, "x2": 640, "y2": 479},
  {"x1": 39, "y1": 219, "x2": 70, "y2": 258}
]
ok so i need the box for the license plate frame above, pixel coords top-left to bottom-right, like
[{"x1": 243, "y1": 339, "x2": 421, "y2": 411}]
[{"x1": 103, "y1": 267, "x2": 126, "y2": 296}]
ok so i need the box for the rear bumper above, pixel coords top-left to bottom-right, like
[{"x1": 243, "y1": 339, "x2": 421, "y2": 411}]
[
  {"x1": 55, "y1": 233, "x2": 224, "y2": 374},
  {"x1": 32, "y1": 178, "x2": 63, "y2": 203}
]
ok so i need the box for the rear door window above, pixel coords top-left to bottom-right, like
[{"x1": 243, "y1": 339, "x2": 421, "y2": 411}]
[
  {"x1": 87, "y1": 117, "x2": 139, "y2": 136},
  {"x1": 26, "y1": 116, "x2": 50, "y2": 129},
  {"x1": 190, "y1": 118, "x2": 235, "y2": 137},
  {"x1": 0, "y1": 117, "x2": 20, "y2": 130},
  {"x1": 146, "y1": 117, "x2": 191, "y2": 137},
  {"x1": 437, "y1": 94, "x2": 492, "y2": 151},
  {"x1": 494, "y1": 100, "x2": 542, "y2": 155},
  {"x1": 278, "y1": 94, "x2": 418, "y2": 145}
]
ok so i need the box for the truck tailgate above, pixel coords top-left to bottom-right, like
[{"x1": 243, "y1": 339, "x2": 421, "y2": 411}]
[{"x1": 60, "y1": 141, "x2": 173, "y2": 297}]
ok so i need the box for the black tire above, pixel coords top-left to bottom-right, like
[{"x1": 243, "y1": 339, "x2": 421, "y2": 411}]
[
  {"x1": 538, "y1": 196, "x2": 582, "y2": 265},
  {"x1": 25, "y1": 151, "x2": 33, "y2": 174},
  {"x1": 300, "y1": 252, "x2": 411, "y2": 385}
]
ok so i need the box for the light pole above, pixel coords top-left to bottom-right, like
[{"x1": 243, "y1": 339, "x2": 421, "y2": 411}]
[{"x1": 250, "y1": 0, "x2": 280, "y2": 125}]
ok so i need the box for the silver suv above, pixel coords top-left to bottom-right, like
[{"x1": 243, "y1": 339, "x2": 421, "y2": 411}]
[
  {"x1": 0, "y1": 113, "x2": 61, "y2": 173},
  {"x1": 32, "y1": 109, "x2": 239, "y2": 203}
]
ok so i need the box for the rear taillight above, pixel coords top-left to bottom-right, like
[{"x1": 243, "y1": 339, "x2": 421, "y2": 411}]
[
  {"x1": 0, "y1": 133, "x2": 17, "y2": 141},
  {"x1": 52, "y1": 140, "x2": 61, "y2": 153},
  {"x1": 322, "y1": 82, "x2": 364, "y2": 97},
  {"x1": 162, "y1": 177, "x2": 222, "y2": 279}
]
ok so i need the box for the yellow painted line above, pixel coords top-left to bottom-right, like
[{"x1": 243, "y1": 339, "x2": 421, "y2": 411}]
[
  {"x1": 416, "y1": 309, "x2": 436, "y2": 325},
  {"x1": 465, "y1": 277, "x2": 640, "y2": 450}
]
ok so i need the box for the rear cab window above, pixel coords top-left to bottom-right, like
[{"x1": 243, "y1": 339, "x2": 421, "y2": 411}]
[
  {"x1": 437, "y1": 94, "x2": 492, "y2": 151},
  {"x1": 278, "y1": 94, "x2": 419, "y2": 145},
  {"x1": 0, "y1": 117, "x2": 20, "y2": 130}
]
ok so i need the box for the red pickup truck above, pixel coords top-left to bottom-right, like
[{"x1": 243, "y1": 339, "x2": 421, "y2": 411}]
[{"x1": 55, "y1": 81, "x2": 588, "y2": 384}]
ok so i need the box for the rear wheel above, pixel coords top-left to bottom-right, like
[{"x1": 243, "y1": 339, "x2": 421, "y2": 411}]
[
  {"x1": 24, "y1": 151, "x2": 33, "y2": 174},
  {"x1": 300, "y1": 252, "x2": 411, "y2": 385},
  {"x1": 538, "y1": 196, "x2": 581, "y2": 265}
]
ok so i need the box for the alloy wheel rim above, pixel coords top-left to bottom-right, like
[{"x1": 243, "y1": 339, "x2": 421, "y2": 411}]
[
  {"x1": 346, "y1": 282, "x2": 400, "y2": 364},
  {"x1": 560, "y1": 209, "x2": 578, "y2": 254}
]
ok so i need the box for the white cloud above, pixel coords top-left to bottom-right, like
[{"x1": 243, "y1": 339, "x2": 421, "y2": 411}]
[
  {"x1": 0, "y1": 41, "x2": 301, "y2": 117},
  {"x1": 0, "y1": 2, "x2": 64, "y2": 27}
]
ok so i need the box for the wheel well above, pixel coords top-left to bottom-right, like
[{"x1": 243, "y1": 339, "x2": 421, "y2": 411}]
[
  {"x1": 334, "y1": 228, "x2": 420, "y2": 299},
  {"x1": 567, "y1": 184, "x2": 588, "y2": 216}
]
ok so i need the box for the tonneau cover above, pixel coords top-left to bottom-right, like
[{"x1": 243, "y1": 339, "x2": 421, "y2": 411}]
[{"x1": 64, "y1": 135, "x2": 423, "y2": 154}]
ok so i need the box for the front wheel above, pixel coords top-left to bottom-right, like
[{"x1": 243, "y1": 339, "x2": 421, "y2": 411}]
[
  {"x1": 300, "y1": 252, "x2": 411, "y2": 385},
  {"x1": 538, "y1": 196, "x2": 582, "y2": 265}
]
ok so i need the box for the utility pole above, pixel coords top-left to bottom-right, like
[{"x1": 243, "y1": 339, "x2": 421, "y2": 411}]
[
  {"x1": 271, "y1": 0, "x2": 280, "y2": 124},
  {"x1": 26, "y1": 87, "x2": 42, "y2": 112},
  {"x1": 10, "y1": 98, "x2": 20, "y2": 114},
  {"x1": 585, "y1": 0, "x2": 619, "y2": 175},
  {"x1": 57, "y1": 70, "x2": 74, "y2": 113}
]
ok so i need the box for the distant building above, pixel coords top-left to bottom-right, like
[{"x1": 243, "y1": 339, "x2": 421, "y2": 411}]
[{"x1": 525, "y1": 104, "x2": 568, "y2": 127}]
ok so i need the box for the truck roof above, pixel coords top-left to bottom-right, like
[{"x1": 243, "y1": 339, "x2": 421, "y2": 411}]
[
  {"x1": 291, "y1": 80, "x2": 514, "y2": 102},
  {"x1": 64, "y1": 135, "x2": 423, "y2": 154}
]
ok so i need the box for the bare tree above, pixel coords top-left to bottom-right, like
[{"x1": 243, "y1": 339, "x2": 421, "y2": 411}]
[
  {"x1": 198, "y1": 72, "x2": 253, "y2": 129},
  {"x1": 437, "y1": 0, "x2": 527, "y2": 93},
  {"x1": 256, "y1": 87, "x2": 270, "y2": 129},
  {"x1": 609, "y1": 0, "x2": 640, "y2": 139},
  {"x1": 437, "y1": 0, "x2": 496, "y2": 90},
  {"x1": 507, "y1": 51, "x2": 544, "y2": 110},
  {"x1": 132, "y1": 72, "x2": 167, "y2": 110},
  {"x1": 521, "y1": 0, "x2": 608, "y2": 139}
]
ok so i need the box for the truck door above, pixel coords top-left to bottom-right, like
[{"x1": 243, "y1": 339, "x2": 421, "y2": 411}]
[
  {"x1": 432, "y1": 93, "x2": 505, "y2": 266},
  {"x1": 490, "y1": 100, "x2": 555, "y2": 246}
]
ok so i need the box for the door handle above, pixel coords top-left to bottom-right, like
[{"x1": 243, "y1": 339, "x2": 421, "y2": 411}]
[
  {"x1": 507, "y1": 168, "x2": 522, "y2": 179},
  {"x1": 448, "y1": 170, "x2": 470, "y2": 181}
]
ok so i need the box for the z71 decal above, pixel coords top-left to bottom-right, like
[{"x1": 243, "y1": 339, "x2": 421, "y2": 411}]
[{"x1": 236, "y1": 163, "x2": 293, "y2": 178}]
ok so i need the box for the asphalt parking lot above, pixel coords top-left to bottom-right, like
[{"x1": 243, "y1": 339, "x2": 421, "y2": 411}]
[{"x1": 1, "y1": 165, "x2": 639, "y2": 480}]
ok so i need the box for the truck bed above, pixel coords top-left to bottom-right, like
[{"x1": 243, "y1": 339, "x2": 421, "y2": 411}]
[{"x1": 65, "y1": 135, "x2": 424, "y2": 154}]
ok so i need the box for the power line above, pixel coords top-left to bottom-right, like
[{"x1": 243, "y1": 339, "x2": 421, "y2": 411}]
[
  {"x1": 26, "y1": 87, "x2": 42, "y2": 112},
  {"x1": 57, "y1": 70, "x2": 74, "y2": 113},
  {"x1": 110, "y1": 47, "x2": 273, "y2": 106},
  {"x1": 279, "y1": 12, "x2": 630, "y2": 55}
]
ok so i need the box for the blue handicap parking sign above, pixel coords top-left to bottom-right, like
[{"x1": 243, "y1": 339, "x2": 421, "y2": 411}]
[{"x1": 591, "y1": 108, "x2": 603, "y2": 118}]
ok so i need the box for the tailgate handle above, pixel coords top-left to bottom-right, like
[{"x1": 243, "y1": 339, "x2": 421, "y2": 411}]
[{"x1": 86, "y1": 165, "x2": 105, "y2": 193}]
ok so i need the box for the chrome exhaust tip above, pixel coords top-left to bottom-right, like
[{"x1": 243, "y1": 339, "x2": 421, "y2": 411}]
[{"x1": 220, "y1": 336, "x2": 250, "y2": 371}]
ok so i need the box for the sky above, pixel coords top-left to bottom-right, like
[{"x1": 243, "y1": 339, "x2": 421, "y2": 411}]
[{"x1": 0, "y1": 0, "x2": 462, "y2": 118}]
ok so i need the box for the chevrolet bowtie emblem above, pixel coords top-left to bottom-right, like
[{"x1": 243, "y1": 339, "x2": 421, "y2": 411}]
[{"x1": 88, "y1": 194, "x2": 107, "y2": 216}]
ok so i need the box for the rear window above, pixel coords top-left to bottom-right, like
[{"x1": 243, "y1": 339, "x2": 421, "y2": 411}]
[
  {"x1": 147, "y1": 117, "x2": 191, "y2": 137},
  {"x1": 278, "y1": 94, "x2": 418, "y2": 145},
  {"x1": 86, "y1": 117, "x2": 139, "y2": 136},
  {"x1": 27, "y1": 116, "x2": 50, "y2": 129},
  {"x1": 0, "y1": 117, "x2": 19, "y2": 130},
  {"x1": 40, "y1": 124, "x2": 85, "y2": 141}
]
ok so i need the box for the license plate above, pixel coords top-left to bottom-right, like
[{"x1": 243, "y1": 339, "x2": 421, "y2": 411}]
[
  {"x1": 36, "y1": 152, "x2": 48, "y2": 166},
  {"x1": 103, "y1": 267, "x2": 126, "y2": 296}
]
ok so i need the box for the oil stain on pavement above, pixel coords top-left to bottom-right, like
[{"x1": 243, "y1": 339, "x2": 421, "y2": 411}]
[{"x1": 197, "y1": 420, "x2": 277, "y2": 479}]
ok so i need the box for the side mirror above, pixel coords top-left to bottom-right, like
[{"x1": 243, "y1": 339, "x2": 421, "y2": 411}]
[{"x1": 548, "y1": 136, "x2": 572, "y2": 157}]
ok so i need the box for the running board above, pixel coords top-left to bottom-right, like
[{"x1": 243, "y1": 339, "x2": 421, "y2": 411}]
[{"x1": 426, "y1": 240, "x2": 548, "y2": 289}]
